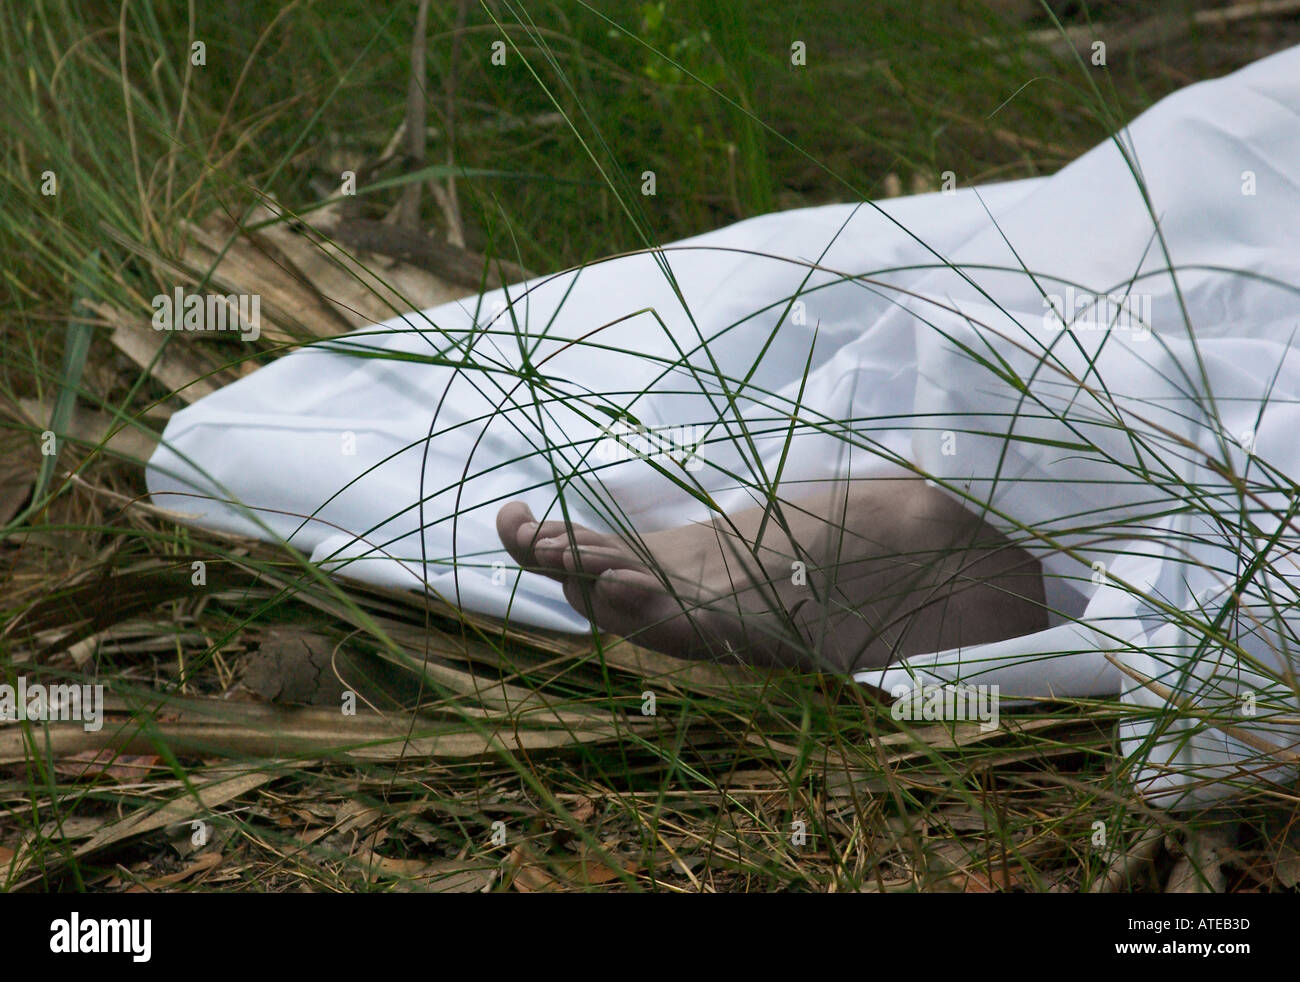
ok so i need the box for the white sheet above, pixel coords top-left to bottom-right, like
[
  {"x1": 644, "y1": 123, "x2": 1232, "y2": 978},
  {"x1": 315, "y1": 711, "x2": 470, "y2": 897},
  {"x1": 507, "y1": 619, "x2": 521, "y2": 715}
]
[{"x1": 147, "y1": 46, "x2": 1300, "y2": 807}]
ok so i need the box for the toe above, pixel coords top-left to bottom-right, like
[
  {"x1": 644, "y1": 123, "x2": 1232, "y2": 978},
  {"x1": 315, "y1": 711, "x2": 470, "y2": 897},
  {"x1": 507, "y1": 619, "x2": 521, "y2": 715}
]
[
  {"x1": 496, "y1": 501, "x2": 538, "y2": 567},
  {"x1": 558, "y1": 543, "x2": 650, "y2": 577},
  {"x1": 496, "y1": 500, "x2": 623, "y2": 582}
]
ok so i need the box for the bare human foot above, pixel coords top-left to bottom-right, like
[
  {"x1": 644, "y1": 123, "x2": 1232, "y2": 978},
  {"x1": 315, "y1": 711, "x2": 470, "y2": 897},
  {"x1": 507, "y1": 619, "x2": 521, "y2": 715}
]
[{"x1": 496, "y1": 479, "x2": 1047, "y2": 673}]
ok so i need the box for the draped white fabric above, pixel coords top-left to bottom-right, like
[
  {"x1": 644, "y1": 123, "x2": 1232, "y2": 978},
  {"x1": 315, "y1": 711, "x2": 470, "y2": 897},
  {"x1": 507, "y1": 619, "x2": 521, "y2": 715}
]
[{"x1": 147, "y1": 46, "x2": 1300, "y2": 807}]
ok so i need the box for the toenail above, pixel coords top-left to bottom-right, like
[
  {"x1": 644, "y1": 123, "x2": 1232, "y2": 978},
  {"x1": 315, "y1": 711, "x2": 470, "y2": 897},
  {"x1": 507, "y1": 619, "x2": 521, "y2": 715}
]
[
  {"x1": 519, "y1": 522, "x2": 538, "y2": 538},
  {"x1": 536, "y1": 536, "x2": 565, "y2": 549}
]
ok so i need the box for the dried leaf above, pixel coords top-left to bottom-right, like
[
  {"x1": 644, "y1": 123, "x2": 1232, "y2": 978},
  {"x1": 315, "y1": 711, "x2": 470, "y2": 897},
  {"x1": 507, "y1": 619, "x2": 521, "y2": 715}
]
[
  {"x1": 95, "y1": 301, "x2": 222, "y2": 404},
  {"x1": 358, "y1": 851, "x2": 430, "y2": 877},
  {"x1": 1166, "y1": 831, "x2": 1228, "y2": 894},
  {"x1": 551, "y1": 855, "x2": 625, "y2": 886},
  {"x1": 512, "y1": 863, "x2": 563, "y2": 893},
  {"x1": 11, "y1": 765, "x2": 274, "y2": 889},
  {"x1": 335, "y1": 800, "x2": 383, "y2": 836},
  {"x1": 1274, "y1": 826, "x2": 1300, "y2": 888},
  {"x1": 418, "y1": 864, "x2": 495, "y2": 893},
  {"x1": 18, "y1": 398, "x2": 158, "y2": 465},
  {"x1": 53, "y1": 750, "x2": 162, "y2": 782},
  {"x1": 949, "y1": 865, "x2": 1025, "y2": 893},
  {"x1": 568, "y1": 796, "x2": 596, "y2": 824},
  {"x1": 0, "y1": 420, "x2": 33, "y2": 525},
  {"x1": 36, "y1": 816, "x2": 107, "y2": 842},
  {"x1": 133, "y1": 851, "x2": 222, "y2": 890}
]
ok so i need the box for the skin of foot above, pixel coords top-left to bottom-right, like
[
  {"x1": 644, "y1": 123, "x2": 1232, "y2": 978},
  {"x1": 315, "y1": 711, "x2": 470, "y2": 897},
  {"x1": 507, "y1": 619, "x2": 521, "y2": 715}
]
[{"x1": 496, "y1": 478, "x2": 1047, "y2": 674}]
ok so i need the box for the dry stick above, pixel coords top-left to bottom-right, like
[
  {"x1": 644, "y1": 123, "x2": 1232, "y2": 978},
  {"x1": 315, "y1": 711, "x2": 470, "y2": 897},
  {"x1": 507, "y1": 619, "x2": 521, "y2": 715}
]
[
  {"x1": 931, "y1": 104, "x2": 1074, "y2": 160},
  {"x1": 395, "y1": 0, "x2": 433, "y2": 229},
  {"x1": 351, "y1": 110, "x2": 567, "y2": 201},
  {"x1": 327, "y1": 217, "x2": 528, "y2": 288},
  {"x1": 1023, "y1": 0, "x2": 1300, "y2": 56},
  {"x1": 1090, "y1": 826, "x2": 1162, "y2": 893},
  {"x1": 0, "y1": 710, "x2": 635, "y2": 767},
  {"x1": 382, "y1": 111, "x2": 566, "y2": 150},
  {"x1": 437, "y1": 0, "x2": 471, "y2": 249}
]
